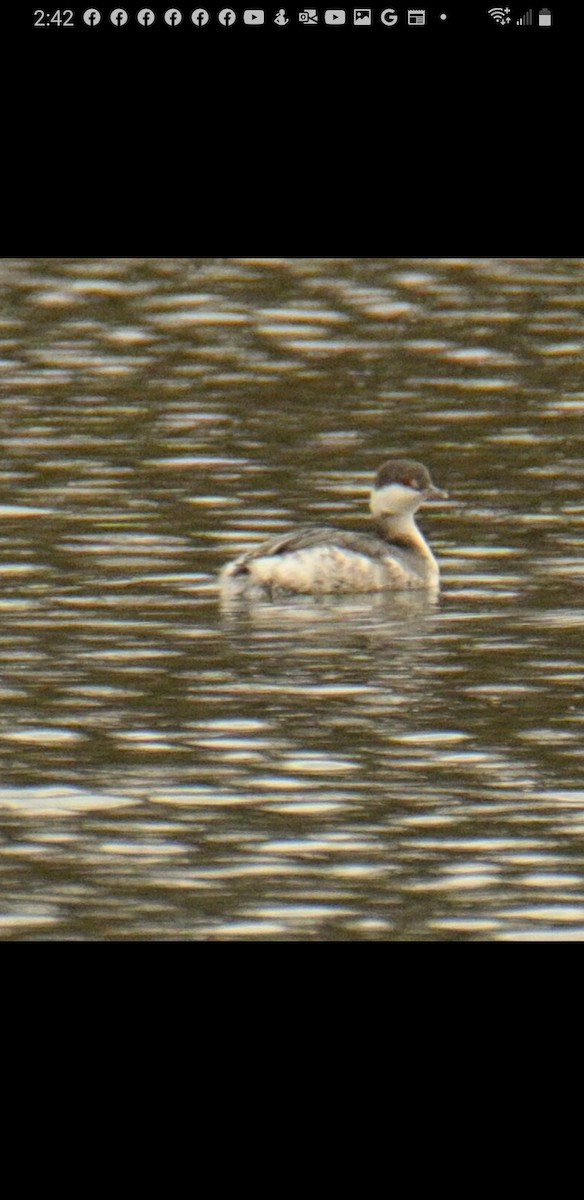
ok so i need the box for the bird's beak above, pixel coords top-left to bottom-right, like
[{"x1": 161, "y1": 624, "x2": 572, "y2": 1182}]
[{"x1": 424, "y1": 486, "x2": 448, "y2": 502}]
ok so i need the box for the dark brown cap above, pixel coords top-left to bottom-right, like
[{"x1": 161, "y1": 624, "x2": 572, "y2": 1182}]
[{"x1": 375, "y1": 459, "x2": 437, "y2": 492}]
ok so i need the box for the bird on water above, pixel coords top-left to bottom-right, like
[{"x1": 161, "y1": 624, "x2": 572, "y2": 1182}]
[{"x1": 219, "y1": 458, "x2": 448, "y2": 598}]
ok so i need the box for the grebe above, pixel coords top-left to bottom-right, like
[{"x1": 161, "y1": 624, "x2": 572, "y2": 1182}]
[{"x1": 219, "y1": 458, "x2": 448, "y2": 597}]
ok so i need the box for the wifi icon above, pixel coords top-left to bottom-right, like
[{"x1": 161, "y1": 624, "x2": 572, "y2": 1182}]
[{"x1": 488, "y1": 6, "x2": 512, "y2": 22}]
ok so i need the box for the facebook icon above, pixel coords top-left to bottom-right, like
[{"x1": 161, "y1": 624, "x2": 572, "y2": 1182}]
[{"x1": 218, "y1": 8, "x2": 237, "y2": 22}]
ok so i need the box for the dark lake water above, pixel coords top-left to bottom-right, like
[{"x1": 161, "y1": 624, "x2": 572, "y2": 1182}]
[{"x1": 1, "y1": 256, "x2": 584, "y2": 940}]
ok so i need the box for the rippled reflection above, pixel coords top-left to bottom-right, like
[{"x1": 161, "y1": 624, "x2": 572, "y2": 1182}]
[{"x1": 1, "y1": 257, "x2": 584, "y2": 940}]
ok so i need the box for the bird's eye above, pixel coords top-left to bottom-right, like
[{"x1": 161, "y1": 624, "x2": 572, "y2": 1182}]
[{"x1": 402, "y1": 478, "x2": 417, "y2": 489}]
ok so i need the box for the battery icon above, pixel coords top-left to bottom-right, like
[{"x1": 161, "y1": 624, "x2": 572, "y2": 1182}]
[{"x1": 538, "y1": 8, "x2": 552, "y2": 23}]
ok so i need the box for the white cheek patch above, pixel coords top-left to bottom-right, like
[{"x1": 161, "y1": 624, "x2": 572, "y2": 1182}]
[{"x1": 370, "y1": 482, "x2": 419, "y2": 519}]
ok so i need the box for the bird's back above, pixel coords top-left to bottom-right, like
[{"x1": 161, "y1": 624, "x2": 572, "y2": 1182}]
[{"x1": 220, "y1": 524, "x2": 425, "y2": 594}]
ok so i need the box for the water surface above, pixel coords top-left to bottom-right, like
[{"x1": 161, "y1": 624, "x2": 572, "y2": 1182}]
[{"x1": 1, "y1": 256, "x2": 584, "y2": 939}]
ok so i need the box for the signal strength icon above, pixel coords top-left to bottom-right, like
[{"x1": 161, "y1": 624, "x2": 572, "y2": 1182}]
[
  {"x1": 488, "y1": 7, "x2": 512, "y2": 22},
  {"x1": 516, "y1": 8, "x2": 533, "y2": 21}
]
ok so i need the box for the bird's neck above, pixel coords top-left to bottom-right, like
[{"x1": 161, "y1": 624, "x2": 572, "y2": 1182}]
[
  {"x1": 375, "y1": 512, "x2": 439, "y2": 585},
  {"x1": 375, "y1": 512, "x2": 435, "y2": 562}
]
